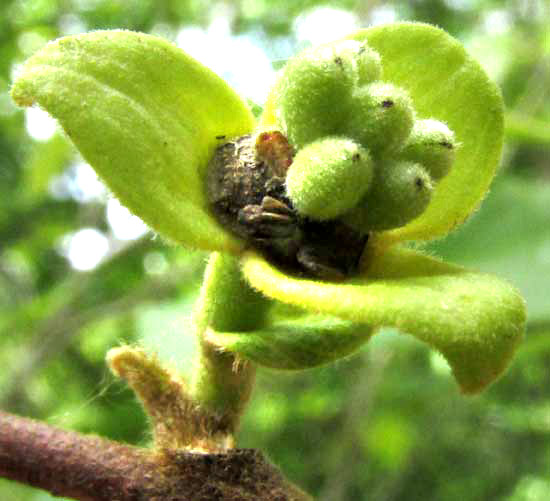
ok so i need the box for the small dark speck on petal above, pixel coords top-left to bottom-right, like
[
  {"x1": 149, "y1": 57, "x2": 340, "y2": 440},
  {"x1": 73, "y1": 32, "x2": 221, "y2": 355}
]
[
  {"x1": 440, "y1": 141, "x2": 453, "y2": 149},
  {"x1": 415, "y1": 177, "x2": 424, "y2": 189},
  {"x1": 381, "y1": 100, "x2": 394, "y2": 108},
  {"x1": 352, "y1": 153, "x2": 361, "y2": 162}
]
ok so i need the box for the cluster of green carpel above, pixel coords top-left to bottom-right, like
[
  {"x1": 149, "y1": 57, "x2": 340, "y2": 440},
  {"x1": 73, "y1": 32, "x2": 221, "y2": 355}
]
[
  {"x1": 9, "y1": 25, "x2": 525, "y2": 413},
  {"x1": 274, "y1": 40, "x2": 457, "y2": 233}
]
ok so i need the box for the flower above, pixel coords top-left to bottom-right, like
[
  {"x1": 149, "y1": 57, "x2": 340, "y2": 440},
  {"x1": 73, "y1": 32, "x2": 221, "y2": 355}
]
[{"x1": 11, "y1": 23, "x2": 525, "y2": 396}]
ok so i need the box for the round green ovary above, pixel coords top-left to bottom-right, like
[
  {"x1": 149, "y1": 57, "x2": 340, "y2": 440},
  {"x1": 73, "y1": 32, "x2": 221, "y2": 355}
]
[
  {"x1": 344, "y1": 160, "x2": 433, "y2": 232},
  {"x1": 275, "y1": 40, "x2": 362, "y2": 149},
  {"x1": 356, "y1": 45, "x2": 382, "y2": 85},
  {"x1": 286, "y1": 137, "x2": 373, "y2": 221},
  {"x1": 345, "y1": 83, "x2": 415, "y2": 155},
  {"x1": 400, "y1": 119, "x2": 457, "y2": 180}
]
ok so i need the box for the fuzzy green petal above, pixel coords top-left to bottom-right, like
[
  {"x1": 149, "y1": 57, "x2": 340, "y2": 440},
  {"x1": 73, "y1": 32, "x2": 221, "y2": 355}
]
[
  {"x1": 207, "y1": 316, "x2": 374, "y2": 370},
  {"x1": 11, "y1": 30, "x2": 254, "y2": 253},
  {"x1": 242, "y1": 248, "x2": 525, "y2": 393},
  {"x1": 351, "y1": 23, "x2": 503, "y2": 244},
  {"x1": 262, "y1": 23, "x2": 503, "y2": 244}
]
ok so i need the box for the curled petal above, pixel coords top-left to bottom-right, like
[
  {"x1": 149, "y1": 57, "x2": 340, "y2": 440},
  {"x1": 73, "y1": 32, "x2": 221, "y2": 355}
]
[
  {"x1": 262, "y1": 23, "x2": 504, "y2": 245},
  {"x1": 11, "y1": 30, "x2": 254, "y2": 253},
  {"x1": 242, "y1": 248, "x2": 526, "y2": 393},
  {"x1": 207, "y1": 317, "x2": 375, "y2": 370}
]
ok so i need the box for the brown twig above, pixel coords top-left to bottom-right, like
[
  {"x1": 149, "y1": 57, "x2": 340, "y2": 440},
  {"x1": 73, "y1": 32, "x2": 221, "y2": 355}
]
[{"x1": 0, "y1": 410, "x2": 312, "y2": 501}]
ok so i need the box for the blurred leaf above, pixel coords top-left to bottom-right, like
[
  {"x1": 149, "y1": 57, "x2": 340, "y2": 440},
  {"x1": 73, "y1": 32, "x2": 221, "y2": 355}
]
[
  {"x1": 21, "y1": 133, "x2": 72, "y2": 203},
  {"x1": 505, "y1": 476, "x2": 550, "y2": 501},
  {"x1": 506, "y1": 112, "x2": 550, "y2": 146},
  {"x1": 360, "y1": 414, "x2": 417, "y2": 470},
  {"x1": 137, "y1": 294, "x2": 198, "y2": 376}
]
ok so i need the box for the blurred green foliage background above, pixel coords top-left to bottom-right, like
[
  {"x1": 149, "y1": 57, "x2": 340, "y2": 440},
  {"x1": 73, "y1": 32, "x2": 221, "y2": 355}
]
[{"x1": 1, "y1": 1, "x2": 550, "y2": 500}]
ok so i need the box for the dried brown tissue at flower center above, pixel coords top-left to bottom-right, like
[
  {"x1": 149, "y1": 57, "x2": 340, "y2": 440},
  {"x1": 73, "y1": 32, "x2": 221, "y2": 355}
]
[{"x1": 207, "y1": 132, "x2": 368, "y2": 280}]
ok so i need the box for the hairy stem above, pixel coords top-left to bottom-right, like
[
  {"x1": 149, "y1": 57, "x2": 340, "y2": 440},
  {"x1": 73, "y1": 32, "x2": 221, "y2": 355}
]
[{"x1": 191, "y1": 252, "x2": 270, "y2": 445}]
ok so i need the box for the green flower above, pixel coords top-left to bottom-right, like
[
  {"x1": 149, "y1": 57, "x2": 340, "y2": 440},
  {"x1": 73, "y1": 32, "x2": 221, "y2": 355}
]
[{"x1": 11, "y1": 23, "x2": 525, "y2": 444}]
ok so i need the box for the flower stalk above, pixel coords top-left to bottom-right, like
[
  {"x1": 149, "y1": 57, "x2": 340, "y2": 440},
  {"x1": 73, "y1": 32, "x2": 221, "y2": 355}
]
[{"x1": 190, "y1": 252, "x2": 270, "y2": 448}]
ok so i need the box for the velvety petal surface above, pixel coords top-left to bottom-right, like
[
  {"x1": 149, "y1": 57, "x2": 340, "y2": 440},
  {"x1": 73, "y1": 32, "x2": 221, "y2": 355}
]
[
  {"x1": 11, "y1": 30, "x2": 254, "y2": 253},
  {"x1": 206, "y1": 316, "x2": 375, "y2": 370},
  {"x1": 242, "y1": 248, "x2": 526, "y2": 393}
]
